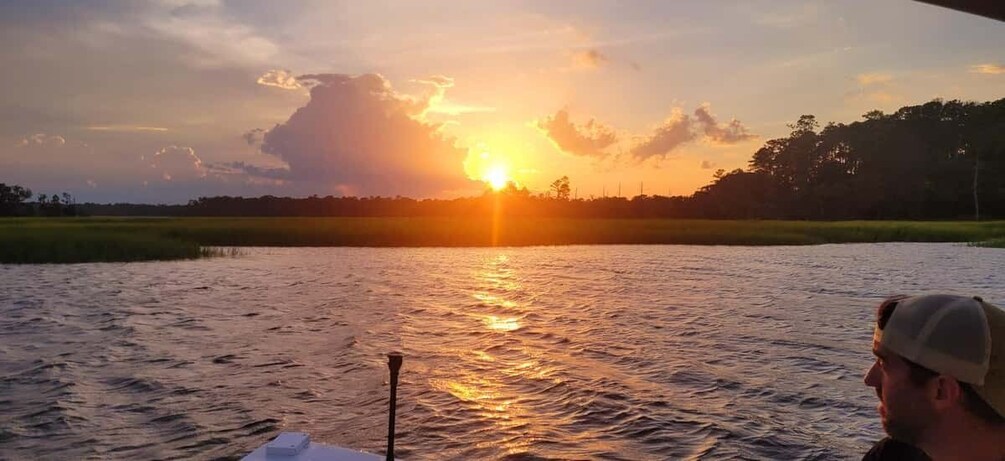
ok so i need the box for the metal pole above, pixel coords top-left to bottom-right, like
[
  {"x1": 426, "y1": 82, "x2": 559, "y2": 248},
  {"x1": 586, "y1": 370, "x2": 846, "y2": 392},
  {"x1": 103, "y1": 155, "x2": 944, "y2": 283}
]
[{"x1": 386, "y1": 352, "x2": 403, "y2": 461}]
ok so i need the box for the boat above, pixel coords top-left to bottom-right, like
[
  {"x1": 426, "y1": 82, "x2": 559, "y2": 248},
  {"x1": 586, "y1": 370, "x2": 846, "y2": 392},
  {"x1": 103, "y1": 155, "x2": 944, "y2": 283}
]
[
  {"x1": 241, "y1": 353, "x2": 403, "y2": 461},
  {"x1": 241, "y1": 432, "x2": 390, "y2": 461}
]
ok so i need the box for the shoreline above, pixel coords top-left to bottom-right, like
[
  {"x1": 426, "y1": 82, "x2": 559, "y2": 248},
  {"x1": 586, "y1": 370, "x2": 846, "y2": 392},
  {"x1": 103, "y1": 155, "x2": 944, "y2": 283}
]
[{"x1": 2, "y1": 217, "x2": 1004, "y2": 263}]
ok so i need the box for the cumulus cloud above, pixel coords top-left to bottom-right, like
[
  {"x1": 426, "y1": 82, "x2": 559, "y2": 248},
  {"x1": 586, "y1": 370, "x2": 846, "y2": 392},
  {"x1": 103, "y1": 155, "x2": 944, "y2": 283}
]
[
  {"x1": 410, "y1": 75, "x2": 455, "y2": 118},
  {"x1": 970, "y1": 64, "x2": 1004, "y2": 75},
  {"x1": 536, "y1": 109, "x2": 618, "y2": 158},
  {"x1": 240, "y1": 73, "x2": 474, "y2": 196},
  {"x1": 146, "y1": 145, "x2": 206, "y2": 181},
  {"x1": 17, "y1": 133, "x2": 66, "y2": 147},
  {"x1": 413, "y1": 76, "x2": 495, "y2": 116},
  {"x1": 573, "y1": 49, "x2": 609, "y2": 69},
  {"x1": 693, "y1": 104, "x2": 756, "y2": 144},
  {"x1": 535, "y1": 104, "x2": 755, "y2": 162},
  {"x1": 257, "y1": 69, "x2": 303, "y2": 90},
  {"x1": 629, "y1": 108, "x2": 696, "y2": 160}
]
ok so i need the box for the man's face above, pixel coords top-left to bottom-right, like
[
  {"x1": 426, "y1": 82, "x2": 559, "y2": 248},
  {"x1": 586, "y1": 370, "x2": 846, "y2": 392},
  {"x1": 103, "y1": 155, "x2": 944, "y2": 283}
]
[{"x1": 864, "y1": 342, "x2": 937, "y2": 443}]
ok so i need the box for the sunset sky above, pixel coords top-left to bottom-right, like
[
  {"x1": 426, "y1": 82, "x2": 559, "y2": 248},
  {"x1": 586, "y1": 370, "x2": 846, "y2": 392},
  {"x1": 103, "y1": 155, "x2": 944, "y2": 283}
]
[{"x1": 2, "y1": 1, "x2": 1002, "y2": 203}]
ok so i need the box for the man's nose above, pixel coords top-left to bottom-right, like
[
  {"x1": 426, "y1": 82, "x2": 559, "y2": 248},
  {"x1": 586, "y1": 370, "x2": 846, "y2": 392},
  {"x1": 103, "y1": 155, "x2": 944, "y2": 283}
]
[{"x1": 863, "y1": 361, "x2": 880, "y2": 387}]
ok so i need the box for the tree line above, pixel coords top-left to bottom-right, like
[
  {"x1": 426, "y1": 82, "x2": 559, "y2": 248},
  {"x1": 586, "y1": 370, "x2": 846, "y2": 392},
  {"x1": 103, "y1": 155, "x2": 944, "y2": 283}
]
[
  {"x1": 0, "y1": 184, "x2": 77, "y2": 217},
  {"x1": 693, "y1": 98, "x2": 1004, "y2": 219},
  {"x1": 4, "y1": 98, "x2": 1002, "y2": 220}
]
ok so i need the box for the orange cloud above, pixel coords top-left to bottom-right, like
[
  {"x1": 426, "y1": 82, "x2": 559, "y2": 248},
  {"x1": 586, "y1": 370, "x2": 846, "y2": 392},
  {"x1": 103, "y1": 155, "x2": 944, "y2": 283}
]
[
  {"x1": 629, "y1": 108, "x2": 696, "y2": 160},
  {"x1": 693, "y1": 104, "x2": 756, "y2": 144},
  {"x1": 536, "y1": 109, "x2": 618, "y2": 157},
  {"x1": 970, "y1": 64, "x2": 1004, "y2": 75},
  {"x1": 239, "y1": 73, "x2": 475, "y2": 196},
  {"x1": 856, "y1": 73, "x2": 893, "y2": 86},
  {"x1": 536, "y1": 104, "x2": 755, "y2": 162},
  {"x1": 256, "y1": 69, "x2": 302, "y2": 90},
  {"x1": 847, "y1": 72, "x2": 902, "y2": 106}
]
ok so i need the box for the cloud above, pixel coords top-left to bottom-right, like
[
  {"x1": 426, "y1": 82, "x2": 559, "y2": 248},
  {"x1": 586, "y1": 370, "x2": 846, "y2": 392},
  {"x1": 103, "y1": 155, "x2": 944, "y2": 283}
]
[
  {"x1": 412, "y1": 75, "x2": 495, "y2": 116},
  {"x1": 144, "y1": 5, "x2": 279, "y2": 68},
  {"x1": 848, "y1": 72, "x2": 901, "y2": 106},
  {"x1": 693, "y1": 104, "x2": 756, "y2": 144},
  {"x1": 856, "y1": 73, "x2": 893, "y2": 86},
  {"x1": 536, "y1": 109, "x2": 618, "y2": 158},
  {"x1": 210, "y1": 161, "x2": 288, "y2": 181},
  {"x1": 146, "y1": 145, "x2": 205, "y2": 181},
  {"x1": 257, "y1": 69, "x2": 303, "y2": 90},
  {"x1": 970, "y1": 64, "x2": 1004, "y2": 75},
  {"x1": 247, "y1": 73, "x2": 474, "y2": 196},
  {"x1": 573, "y1": 49, "x2": 608, "y2": 69},
  {"x1": 17, "y1": 133, "x2": 66, "y2": 147},
  {"x1": 535, "y1": 104, "x2": 755, "y2": 162},
  {"x1": 700, "y1": 160, "x2": 716, "y2": 169},
  {"x1": 415, "y1": 75, "x2": 454, "y2": 88},
  {"x1": 628, "y1": 108, "x2": 696, "y2": 160},
  {"x1": 242, "y1": 128, "x2": 265, "y2": 146},
  {"x1": 86, "y1": 125, "x2": 169, "y2": 132},
  {"x1": 410, "y1": 75, "x2": 455, "y2": 118}
]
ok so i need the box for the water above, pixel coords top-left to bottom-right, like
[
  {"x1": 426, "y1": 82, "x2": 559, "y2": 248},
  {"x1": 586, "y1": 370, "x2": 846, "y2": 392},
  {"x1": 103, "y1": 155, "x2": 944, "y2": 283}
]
[{"x1": 1, "y1": 243, "x2": 1002, "y2": 460}]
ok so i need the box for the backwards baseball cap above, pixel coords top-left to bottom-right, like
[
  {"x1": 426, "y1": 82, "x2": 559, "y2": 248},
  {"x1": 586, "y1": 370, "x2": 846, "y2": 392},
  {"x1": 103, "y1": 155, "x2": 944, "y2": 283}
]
[{"x1": 873, "y1": 294, "x2": 1004, "y2": 418}]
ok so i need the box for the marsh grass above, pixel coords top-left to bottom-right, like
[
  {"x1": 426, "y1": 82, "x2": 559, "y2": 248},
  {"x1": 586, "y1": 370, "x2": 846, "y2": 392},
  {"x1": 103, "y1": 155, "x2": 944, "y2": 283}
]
[
  {"x1": 2, "y1": 217, "x2": 1004, "y2": 263},
  {"x1": 969, "y1": 238, "x2": 1005, "y2": 248},
  {"x1": 200, "y1": 246, "x2": 245, "y2": 258},
  {"x1": 0, "y1": 225, "x2": 202, "y2": 264}
]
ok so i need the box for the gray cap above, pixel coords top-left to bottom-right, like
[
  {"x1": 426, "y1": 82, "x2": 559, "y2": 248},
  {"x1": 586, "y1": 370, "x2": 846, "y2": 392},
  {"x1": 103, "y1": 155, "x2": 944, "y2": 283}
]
[{"x1": 874, "y1": 294, "x2": 1004, "y2": 418}]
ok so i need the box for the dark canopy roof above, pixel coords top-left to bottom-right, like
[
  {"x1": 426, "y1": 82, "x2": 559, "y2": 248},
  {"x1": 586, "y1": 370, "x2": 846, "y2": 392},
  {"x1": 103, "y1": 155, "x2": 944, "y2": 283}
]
[{"x1": 916, "y1": 0, "x2": 1005, "y2": 21}]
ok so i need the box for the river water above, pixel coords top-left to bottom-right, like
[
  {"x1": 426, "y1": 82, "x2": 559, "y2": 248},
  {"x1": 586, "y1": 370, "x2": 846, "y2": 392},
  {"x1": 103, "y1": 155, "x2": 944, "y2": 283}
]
[{"x1": 1, "y1": 243, "x2": 1003, "y2": 460}]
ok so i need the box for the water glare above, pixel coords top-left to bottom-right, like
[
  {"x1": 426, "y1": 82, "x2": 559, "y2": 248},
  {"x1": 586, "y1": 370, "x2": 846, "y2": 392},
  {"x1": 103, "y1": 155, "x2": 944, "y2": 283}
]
[{"x1": 1, "y1": 243, "x2": 1003, "y2": 460}]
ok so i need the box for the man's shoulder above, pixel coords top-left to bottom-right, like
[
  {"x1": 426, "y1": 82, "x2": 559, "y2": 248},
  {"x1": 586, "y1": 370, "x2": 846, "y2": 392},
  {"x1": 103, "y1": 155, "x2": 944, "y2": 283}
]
[{"x1": 862, "y1": 437, "x2": 931, "y2": 461}]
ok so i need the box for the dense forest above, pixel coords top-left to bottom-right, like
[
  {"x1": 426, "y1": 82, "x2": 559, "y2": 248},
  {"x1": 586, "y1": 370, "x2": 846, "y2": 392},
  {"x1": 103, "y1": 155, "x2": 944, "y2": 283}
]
[
  {"x1": 4, "y1": 98, "x2": 1003, "y2": 220},
  {"x1": 693, "y1": 98, "x2": 1005, "y2": 219}
]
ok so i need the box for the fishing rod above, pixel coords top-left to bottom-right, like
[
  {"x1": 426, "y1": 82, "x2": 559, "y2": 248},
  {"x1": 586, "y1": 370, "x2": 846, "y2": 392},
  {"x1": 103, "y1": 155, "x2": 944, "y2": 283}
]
[{"x1": 386, "y1": 352, "x2": 404, "y2": 461}]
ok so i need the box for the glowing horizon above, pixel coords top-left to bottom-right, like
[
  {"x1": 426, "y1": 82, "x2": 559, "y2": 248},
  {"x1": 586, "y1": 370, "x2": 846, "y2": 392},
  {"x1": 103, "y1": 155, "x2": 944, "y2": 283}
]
[{"x1": 0, "y1": 1, "x2": 1002, "y2": 204}]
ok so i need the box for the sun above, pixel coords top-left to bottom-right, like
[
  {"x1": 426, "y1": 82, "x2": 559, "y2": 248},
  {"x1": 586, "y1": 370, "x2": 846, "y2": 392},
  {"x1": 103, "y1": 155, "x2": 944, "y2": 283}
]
[{"x1": 483, "y1": 165, "x2": 509, "y2": 191}]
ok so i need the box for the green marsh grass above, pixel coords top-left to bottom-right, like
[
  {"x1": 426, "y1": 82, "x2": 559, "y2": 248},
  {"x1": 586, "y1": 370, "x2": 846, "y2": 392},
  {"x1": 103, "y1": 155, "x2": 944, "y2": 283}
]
[
  {"x1": 970, "y1": 238, "x2": 1005, "y2": 248},
  {"x1": 2, "y1": 217, "x2": 1004, "y2": 263}
]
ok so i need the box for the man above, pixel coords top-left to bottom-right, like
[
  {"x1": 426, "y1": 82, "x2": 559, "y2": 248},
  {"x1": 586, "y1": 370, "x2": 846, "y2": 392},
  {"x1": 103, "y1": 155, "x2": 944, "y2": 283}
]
[{"x1": 862, "y1": 294, "x2": 1005, "y2": 460}]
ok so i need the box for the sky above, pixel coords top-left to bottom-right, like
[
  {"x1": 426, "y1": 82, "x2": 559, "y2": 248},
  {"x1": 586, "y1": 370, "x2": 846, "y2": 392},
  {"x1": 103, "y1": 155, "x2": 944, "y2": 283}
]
[{"x1": 1, "y1": 0, "x2": 1002, "y2": 204}]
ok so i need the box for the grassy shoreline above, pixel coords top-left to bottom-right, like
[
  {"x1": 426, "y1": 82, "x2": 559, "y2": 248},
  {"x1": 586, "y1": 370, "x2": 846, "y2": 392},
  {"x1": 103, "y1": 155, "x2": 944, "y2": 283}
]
[{"x1": 2, "y1": 217, "x2": 1004, "y2": 263}]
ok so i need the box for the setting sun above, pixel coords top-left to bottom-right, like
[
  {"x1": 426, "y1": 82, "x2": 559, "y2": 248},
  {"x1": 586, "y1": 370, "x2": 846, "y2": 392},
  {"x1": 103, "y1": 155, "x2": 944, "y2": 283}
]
[{"x1": 484, "y1": 166, "x2": 510, "y2": 191}]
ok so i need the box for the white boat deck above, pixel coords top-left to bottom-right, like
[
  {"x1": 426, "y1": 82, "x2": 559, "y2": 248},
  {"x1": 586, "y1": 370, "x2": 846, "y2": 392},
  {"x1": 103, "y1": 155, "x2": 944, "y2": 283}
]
[{"x1": 241, "y1": 432, "x2": 394, "y2": 461}]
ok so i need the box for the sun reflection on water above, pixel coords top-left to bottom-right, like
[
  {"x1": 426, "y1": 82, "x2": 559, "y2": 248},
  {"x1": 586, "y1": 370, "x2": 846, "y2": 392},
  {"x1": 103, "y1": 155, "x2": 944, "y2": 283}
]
[
  {"x1": 473, "y1": 292, "x2": 518, "y2": 309},
  {"x1": 419, "y1": 251, "x2": 562, "y2": 456},
  {"x1": 484, "y1": 315, "x2": 520, "y2": 332}
]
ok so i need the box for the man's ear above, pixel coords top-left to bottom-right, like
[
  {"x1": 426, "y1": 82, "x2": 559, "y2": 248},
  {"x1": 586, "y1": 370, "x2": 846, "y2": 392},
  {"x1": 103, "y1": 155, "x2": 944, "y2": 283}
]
[{"x1": 930, "y1": 375, "x2": 962, "y2": 410}]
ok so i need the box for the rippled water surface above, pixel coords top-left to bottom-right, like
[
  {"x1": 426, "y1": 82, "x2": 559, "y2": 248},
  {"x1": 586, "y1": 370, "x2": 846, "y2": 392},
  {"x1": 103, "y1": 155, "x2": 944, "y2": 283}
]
[{"x1": 2, "y1": 244, "x2": 1003, "y2": 460}]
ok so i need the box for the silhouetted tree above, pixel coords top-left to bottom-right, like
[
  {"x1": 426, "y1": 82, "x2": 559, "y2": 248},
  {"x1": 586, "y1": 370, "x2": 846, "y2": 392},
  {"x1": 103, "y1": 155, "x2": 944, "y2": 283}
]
[
  {"x1": 549, "y1": 176, "x2": 571, "y2": 200},
  {"x1": 0, "y1": 183, "x2": 33, "y2": 216}
]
